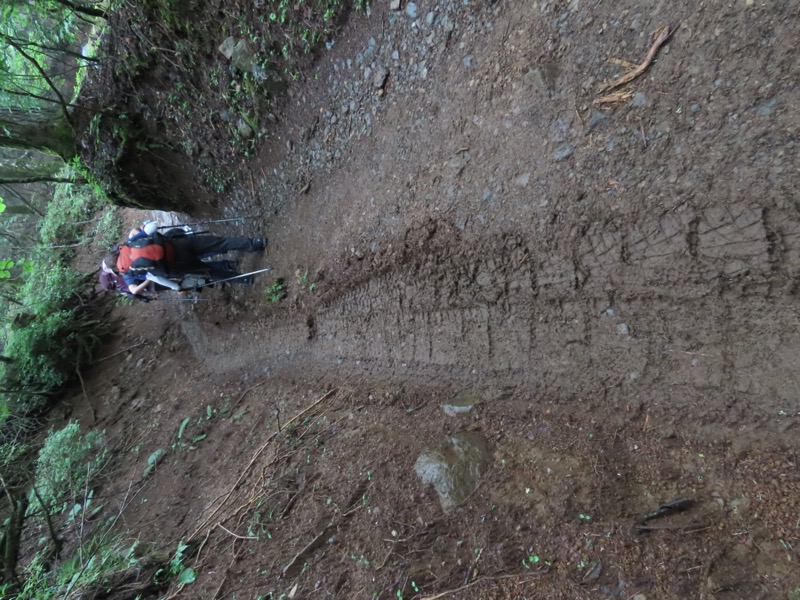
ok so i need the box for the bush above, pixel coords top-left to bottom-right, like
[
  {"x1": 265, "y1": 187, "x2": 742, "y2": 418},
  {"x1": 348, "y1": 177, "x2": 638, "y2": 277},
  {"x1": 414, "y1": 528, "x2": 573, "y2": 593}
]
[
  {"x1": 31, "y1": 421, "x2": 107, "y2": 514},
  {"x1": 39, "y1": 176, "x2": 108, "y2": 246},
  {"x1": 2, "y1": 251, "x2": 111, "y2": 394},
  {"x1": 3, "y1": 538, "x2": 143, "y2": 600}
]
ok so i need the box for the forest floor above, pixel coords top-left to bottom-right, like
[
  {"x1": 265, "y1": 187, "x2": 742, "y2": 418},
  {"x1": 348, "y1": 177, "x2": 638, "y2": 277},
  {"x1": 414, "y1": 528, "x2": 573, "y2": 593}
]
[{"x1": 47, "y1": 0, "x2": 800, "y2": 598}]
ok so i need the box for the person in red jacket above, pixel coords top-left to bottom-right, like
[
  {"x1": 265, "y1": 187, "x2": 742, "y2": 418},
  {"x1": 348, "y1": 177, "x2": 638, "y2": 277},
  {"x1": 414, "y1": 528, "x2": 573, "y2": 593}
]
[{"x1": 104, "y1": 223, "x2": 267, "y2": 292}]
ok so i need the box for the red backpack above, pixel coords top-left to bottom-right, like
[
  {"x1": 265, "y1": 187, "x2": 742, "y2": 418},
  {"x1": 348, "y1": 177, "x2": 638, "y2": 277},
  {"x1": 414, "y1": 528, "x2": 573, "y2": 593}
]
[{"x1": 116, "y1": 236, "x2": 176, "y2": 274}]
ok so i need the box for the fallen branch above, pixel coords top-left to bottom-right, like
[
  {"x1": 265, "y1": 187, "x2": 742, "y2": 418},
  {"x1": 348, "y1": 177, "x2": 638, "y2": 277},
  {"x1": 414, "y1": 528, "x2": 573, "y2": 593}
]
[
  {"x1": 421, "y1": 573, "x2": 543, "y2": 600},
  {"x1": 632, "y1": 522, "x2": 710, "y2": 532},
  {"x1": 282, "y1": 387, "x2": 339, "y2": 430},
  {"x1": 597, "y1": 25, "x2": 673, "y2": 96},
  {"x1": 217, "y1": 523, "x2": 257, "y2": 540},
  {"x1": 212, "y1": 547, "x2": 240, "y2": 600},
  {"x1": 281, "y1": 523, "x2": 334, "y2": 578},
  {"x1": 75, "y1": 365, "x2": 95, "y2": 423},
  {"x1": 231, "y1": 380, "x2": 267, "y2": 410},
  {"x1": 187, "y1": 388, "x2": 338, "y2": 541},
  {"x1": 464, "y1": 547, "x2": 483, "y2": 584},
  {"x1": 594, "y1": 90, "x2": 634, "y2": 104},
  {"x1": 89, "y1": 340, "x2": 149, "y2": 365}
]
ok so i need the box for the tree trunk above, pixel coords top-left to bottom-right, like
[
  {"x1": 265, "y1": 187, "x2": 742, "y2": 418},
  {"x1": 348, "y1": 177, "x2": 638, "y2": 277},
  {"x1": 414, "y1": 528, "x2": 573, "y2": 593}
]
[
  {"x1": 0, "y1": 160, "x2": 64, "y2": 184},
  {"x1": 51, "y1": 0, "x2": 108, "y2": 20},
  {"x1": 0, "y1": 107, "x2": 75, "y2": 160},
  {"x1": 0, "y1": 489, "x2": 28, "y2": 587}
]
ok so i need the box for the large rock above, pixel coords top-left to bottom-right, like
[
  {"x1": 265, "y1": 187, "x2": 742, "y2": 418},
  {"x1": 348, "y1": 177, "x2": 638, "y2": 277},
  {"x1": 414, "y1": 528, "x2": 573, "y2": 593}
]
[
  {"x1": 218, "y1": 37, "x2": 236, "y2": 60},
  {"x1": 231, "y1": 40, "x2": 257, "y2": 74},
  {"x1": 414, "y1": 431, "x2": 490, "y2": 511},
  {"x1": 442, "y1": 389, "x2": 482, "y2": 416}
]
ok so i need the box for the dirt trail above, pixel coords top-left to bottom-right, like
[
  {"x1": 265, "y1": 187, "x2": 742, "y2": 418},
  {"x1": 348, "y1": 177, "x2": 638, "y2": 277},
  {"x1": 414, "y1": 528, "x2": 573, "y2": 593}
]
[
  {"x1": 184, "y1": 0, "x2": 799, "y2": 447},
  {"x1": 81, "y1": 0, "x2": 800, "y2": 598}
]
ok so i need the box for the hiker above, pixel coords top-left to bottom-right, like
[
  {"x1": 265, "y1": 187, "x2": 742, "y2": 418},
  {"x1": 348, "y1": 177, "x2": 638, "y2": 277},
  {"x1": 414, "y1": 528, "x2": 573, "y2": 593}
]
[
  {"x1": 97, "y1": 222, "x2": 163, "y2": 301},
  {"x1": 98, "y1": 259, "x2": 154, "y2": 302},
  {"x1": 104, "y1": 223, "x2": 267, "y2": 292}
]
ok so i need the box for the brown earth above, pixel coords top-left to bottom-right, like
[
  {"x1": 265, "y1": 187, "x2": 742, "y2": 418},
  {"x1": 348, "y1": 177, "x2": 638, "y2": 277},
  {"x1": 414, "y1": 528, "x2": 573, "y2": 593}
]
[{"x1": 48, "y1": 0, "x2": 800, "y2": 598}]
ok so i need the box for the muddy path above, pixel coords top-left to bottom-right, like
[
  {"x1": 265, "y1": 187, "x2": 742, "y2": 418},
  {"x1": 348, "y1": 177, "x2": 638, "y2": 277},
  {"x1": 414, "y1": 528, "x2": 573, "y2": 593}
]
[
  {"x1": 178, "y1": 0, "x2": 800, "y2": 451},
  {"x1": 82, "y1": 0, "x2": 800, "y2": 598}
]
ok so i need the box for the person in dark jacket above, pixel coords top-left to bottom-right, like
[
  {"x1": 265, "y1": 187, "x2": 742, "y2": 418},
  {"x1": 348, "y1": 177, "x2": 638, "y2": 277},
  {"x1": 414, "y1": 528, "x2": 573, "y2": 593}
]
[{"x1": 105, "y1": 223, "x2": 267, "y2": 292}]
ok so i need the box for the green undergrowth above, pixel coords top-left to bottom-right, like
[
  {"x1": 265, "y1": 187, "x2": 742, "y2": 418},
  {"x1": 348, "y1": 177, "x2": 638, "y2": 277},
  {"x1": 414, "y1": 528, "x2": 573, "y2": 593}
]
[
  {"x1": 0, "y1": 420, "x2": 179, "y2": 598},
  {"x1": 1, "y1": 171, "x2": 117, "y2": 408},
  {"x1": 136, "y1": 0, "x2": 369, "y2": 163}
]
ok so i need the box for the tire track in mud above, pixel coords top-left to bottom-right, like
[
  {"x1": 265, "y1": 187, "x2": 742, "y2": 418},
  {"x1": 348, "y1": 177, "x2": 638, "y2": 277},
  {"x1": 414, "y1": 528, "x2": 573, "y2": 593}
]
[{"x1": 181, "y1": 201, "x2": 800, "y2": 441}]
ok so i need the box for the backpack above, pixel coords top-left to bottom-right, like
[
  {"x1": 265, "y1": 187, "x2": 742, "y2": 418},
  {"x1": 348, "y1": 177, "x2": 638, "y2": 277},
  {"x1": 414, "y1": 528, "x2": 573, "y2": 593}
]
[{"x1": 116, "y1": 234, "x2": 176, "y2": 274}]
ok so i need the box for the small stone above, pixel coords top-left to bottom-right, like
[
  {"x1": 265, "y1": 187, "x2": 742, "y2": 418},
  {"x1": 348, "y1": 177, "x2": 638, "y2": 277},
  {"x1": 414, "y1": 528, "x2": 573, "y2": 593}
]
[
  {"x1": 218, "y1": 37, "x2": 236, "y2": 60},
  {"x1": 390, "y1": 0, "x2": 400, "y2": 9},
  {"x1": 463, "y1": 55, "x2": 473, "y2": 68},
  {"x1": 586, "y1": 110, "x2": 608, "y2": 132},
  {"x1": 230, "y1": 40, "x2": 256, "y2": 73},
  {"x1": 425, "y1": 11, "x2": 436, "y2": 26},
  {"x1": 631, "y1": 91, "x2": 648, "y2": 108},
  {"x1": 553, "y1": 145, "x2": 575, "y2": 161},
  {"x1": 757, "y1": 98, "x2": 779, "y2": 117},
  {"x1": 514, "y1": 172, "x2": 531, "y2": 187},
  {"x1": 392, "y1": 50, "x2": 400, "y2": 60},
  {"x1": 373, "y1": 67, "x2": 389, "y2": 89},
  {"x1": 617, "y1": 323, "x2": 629, "y2": 335},
  {"x1": 236, "y1": 119, "x2": 255, "y2": 140},
  {"x1": 406, "y1": 2, "x2": 417, "y2": 18},
  {"x1": 448, "y1": 155, "x2": 467, "y2": 176}
]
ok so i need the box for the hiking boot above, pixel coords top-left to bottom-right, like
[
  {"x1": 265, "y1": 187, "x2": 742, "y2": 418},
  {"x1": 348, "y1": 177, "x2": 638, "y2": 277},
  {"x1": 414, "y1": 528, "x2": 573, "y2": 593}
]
[
  {"x1": 252, "y1": 237, "x2": 268, "y2": 252},
  {"x1": 239, "y1": 275, "x2": 254, "y2": 285},
  {"x1": 180, "y1": 277, "x2": 205, "y2": 290}
]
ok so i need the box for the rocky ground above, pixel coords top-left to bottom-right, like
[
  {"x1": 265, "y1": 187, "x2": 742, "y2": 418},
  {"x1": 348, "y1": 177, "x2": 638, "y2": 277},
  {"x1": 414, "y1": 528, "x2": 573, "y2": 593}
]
[{"x1": 48, "y1": 0, "x2": 800, "y2": 598}]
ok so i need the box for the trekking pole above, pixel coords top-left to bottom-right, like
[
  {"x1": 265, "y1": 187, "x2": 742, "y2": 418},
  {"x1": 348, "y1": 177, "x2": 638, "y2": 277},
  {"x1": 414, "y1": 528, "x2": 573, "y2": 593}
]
[
  {"x1": 193, "y1": 267, "x2": 272, "y2": 290},
  {"x1": 157, "y1": 215, "x2": 265, "y2": 230}
]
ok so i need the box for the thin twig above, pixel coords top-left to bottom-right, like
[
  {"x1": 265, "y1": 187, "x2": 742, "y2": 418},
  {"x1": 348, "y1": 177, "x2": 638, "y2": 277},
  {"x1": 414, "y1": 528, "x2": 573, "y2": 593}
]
[
  {"x1": 598, "y1": 25, "x2": 673, "y2": 94},
  {"x1": 89, "y1": 340, "x2": 149, "y2": 365},
  {"x1": 421, "y1": 573, "x2": 541, "y2": 600},
  {"x1": 75, "y1": 366, "x2": 95, "y2": 423},
  {"x1": 633, "y1": 522, "x2": 710, "y2": 532},
  {"x1": 232, "y1": 380, "x2": 267, "y2": 410},
  {"x1": 211, "y1": 545, "x2": 240, "y2": 600},
  {"x1": 281, "y1": 523, "x2": 333, "y2": 577},
  {"x1": 187, "y1": 388, "x2": 338, "y2": 541},
  {"x1": 465, "y1": 547, "x2": 483, "y2": 584},
  {"x1": 217, "y1": 523, "x2": 258, "y2": 540},
  {"x1": 195, "y1": 529, "x2": 212, "y2": 564},
  {"x1": 594, "y1": 90, "x2": 634, "y2": 104}
]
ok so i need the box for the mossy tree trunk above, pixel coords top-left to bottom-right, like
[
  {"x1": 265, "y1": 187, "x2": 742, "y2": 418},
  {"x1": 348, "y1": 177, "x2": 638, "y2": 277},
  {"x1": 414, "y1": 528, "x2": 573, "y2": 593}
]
[
  {"x1": 0, "y1": 107, "x2": 76, "y2": 161},
  {"x1": 0, "y1": 488, "x2": 28, "y2": 589}
]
